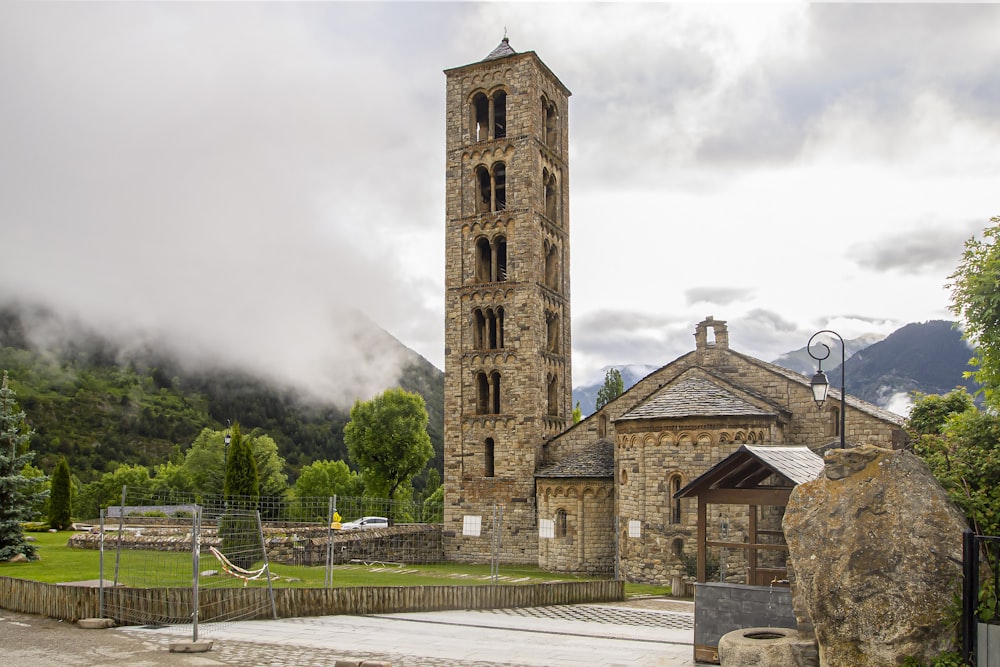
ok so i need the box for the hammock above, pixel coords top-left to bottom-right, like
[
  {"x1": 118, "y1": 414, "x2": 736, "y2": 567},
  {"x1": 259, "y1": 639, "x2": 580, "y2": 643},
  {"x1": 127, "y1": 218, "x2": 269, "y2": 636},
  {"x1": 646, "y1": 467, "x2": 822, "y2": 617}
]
[{"x1": 208, "y1": 546, "x2": 268, "y2": 586}]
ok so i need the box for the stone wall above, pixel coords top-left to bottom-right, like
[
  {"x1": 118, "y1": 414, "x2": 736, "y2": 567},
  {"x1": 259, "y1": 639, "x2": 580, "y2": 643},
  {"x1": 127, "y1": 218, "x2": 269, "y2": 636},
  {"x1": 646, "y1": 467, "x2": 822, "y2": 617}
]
[
  {"x1": 536, "y1": 478, "x2": 614, "y2": 575},
  {"x1": 70, "y1": 524, "x2": 444, "y2": 566}
]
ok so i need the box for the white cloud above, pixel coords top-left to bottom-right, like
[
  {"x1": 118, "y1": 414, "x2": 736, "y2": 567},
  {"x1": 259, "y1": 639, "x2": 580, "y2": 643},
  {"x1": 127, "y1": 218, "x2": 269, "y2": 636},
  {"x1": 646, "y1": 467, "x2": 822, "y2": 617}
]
[{"x1": 2, "y1": 2, "x2": 999, "y2": 396}]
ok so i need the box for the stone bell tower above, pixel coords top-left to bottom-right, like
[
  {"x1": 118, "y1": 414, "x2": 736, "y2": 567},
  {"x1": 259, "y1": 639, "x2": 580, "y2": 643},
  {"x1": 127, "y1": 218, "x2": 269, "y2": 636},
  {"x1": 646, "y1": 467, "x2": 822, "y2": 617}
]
[{"x1": 442, "y1": 38, "x2": 572, "y2": 563}]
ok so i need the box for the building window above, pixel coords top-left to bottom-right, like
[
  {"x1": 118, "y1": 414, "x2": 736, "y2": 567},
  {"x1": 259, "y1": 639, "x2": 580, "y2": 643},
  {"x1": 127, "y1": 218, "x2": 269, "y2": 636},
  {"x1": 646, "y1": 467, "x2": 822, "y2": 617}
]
[
  {"x1": 474, "y1": 162, "x2": 506, "y2": 213},
  {"x1": 484, "y1": 438, "x2": 495, "y2": 477},
  {"x1": 543, "y1": 169, "x2": 558, "y2": 221},
  {"x1": 547, "y1": 373, "x2": 558, "y2": 416},
  {"x1": 493, "y1": 90, "x2": 506, "y2": 139},
  {"x1": 546, "y1": 311, "x2": 559, "y2": 353},
  {"x1": 541, "y1": 96, "x2": 558, "y2": 148},
  {"x1": 476, "y1": 372, "x2": 490, "y2": 414},
  {"x1": 473, "y1": 235, "x2": 508, "y2": 283},
  {"x1": 544, "y1": 241, "x2": 560, "y2": 291},
  {"x1": 473, "y1": 307, "x2": 505, "y2": 350},
  {"x1": 832, "y1": 405, "x2": 841, "y2": 437},
  {"x1": 597, "y1": 414, "x2": 608, "y2": 439},
  {"x1": 470, "y1": 89, "x2": 507, "y2": 142},
  {"x1": 490, "y1": 371, "x2": 502, "y2": 414},
  {"x1": 555, "y1": 509, "x2": 567, "y2": 538},
  {"x1": 476, "y1": 371, "x2": 502, "y2": 415},
  {"x1": 669, "y1": 474, "x2": 682, "y2": 524}
]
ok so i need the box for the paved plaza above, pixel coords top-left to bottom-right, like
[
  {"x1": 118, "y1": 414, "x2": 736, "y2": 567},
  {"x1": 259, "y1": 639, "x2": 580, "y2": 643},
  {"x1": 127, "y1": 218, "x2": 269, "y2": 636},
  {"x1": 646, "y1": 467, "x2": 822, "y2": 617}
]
[{"x1": 2, "y1": 598, "x2": 697, "y2": 666}]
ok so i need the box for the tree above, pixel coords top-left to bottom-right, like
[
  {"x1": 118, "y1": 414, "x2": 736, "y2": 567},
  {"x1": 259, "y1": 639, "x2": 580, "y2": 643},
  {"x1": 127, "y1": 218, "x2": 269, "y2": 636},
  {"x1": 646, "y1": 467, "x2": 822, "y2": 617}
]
[
  {"x1": 76, "y1": 463, "x2": 153, "y2": 519},
  {"x1": 48, "y1": 456, "x2": 72, "y2": 530},
  {"x1": 343, "y1": 388, "x2": 433, "y2": 505},
  {"x1": 572, "y1": 401, "x2": 582, "y2": 424},
  {"x1": 223, "y1": 422, "x2": 258, "y2": 503},
  {"x1": 220, "y1": 422, "x2": 260, "y2": 569},
  {"x1": 175, "y1": 427, "x2": 287, "y2": 498},
  {"x1": 595, "y1": 368, "x2": 624, "y2": 411},
  {"x1": 0, "y1": 371, "x2": 47, "y2": 560},
  {"x1": 293, "y1": 459, "x2": 364, "y2": 499},
  {"x1": 947, "y1": 216, "x2": 1000, "y2": 406},
  {"x1": 909, "y1": 389, "x2": 1000, "y2": 536}
]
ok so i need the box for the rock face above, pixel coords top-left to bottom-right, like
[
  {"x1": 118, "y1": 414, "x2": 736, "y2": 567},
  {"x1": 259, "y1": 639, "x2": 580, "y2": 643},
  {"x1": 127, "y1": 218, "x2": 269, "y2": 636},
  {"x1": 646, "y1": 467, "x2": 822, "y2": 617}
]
[{"x1": 783, "y1": 445, "x2": 966, "y2": 666}]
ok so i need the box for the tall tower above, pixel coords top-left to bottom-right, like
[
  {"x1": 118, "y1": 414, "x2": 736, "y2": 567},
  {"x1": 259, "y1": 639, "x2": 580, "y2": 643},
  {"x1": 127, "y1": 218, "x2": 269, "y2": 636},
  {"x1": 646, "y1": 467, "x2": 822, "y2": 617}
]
[{"x1": 442, "y1": 38, "x2": 572, "y2": 563}]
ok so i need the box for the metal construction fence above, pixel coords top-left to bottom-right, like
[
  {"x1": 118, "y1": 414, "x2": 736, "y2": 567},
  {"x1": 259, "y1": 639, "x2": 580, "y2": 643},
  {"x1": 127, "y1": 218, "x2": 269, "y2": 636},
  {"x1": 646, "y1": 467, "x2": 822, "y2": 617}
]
[{"x1": 964, "y1": 529, "x2": 1000, "y2": 666}]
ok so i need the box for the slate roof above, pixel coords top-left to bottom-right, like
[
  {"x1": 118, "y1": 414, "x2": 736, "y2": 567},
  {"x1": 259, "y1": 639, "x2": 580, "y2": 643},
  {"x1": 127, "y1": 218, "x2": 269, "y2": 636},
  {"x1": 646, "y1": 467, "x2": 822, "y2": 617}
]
[
  {"x1": 484, "y1": 37, "x2": 517, "y2": 61},
  {"x1": 675, "y1": 444, "x2": 824, "y2": 498},
  {"x1": 617, "y1": 376, "x2": 778, "y2": 421},
  {"x1": 535, "y1": 439, "x2": 614, "y2": 478}
]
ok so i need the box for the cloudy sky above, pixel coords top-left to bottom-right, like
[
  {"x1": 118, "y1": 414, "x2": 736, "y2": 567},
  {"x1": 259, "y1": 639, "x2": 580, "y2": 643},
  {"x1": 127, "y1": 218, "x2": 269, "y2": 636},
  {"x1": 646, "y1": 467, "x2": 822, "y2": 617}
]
[{"x1": 2, "y1": 2, "x2": 999, "y2": 403}]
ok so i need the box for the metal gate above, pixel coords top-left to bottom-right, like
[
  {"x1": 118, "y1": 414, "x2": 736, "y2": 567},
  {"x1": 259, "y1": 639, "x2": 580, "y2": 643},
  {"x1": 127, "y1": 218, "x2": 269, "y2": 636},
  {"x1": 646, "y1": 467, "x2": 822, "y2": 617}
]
[{"x1": 963, "y1": 529, "x2": 1000, "y2": 666}]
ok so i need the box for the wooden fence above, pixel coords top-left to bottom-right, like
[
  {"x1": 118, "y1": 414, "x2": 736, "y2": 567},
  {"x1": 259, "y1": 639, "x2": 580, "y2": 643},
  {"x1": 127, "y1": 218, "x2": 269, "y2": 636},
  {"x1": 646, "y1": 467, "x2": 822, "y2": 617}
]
[{"x1": 0, "y1": 576, "x2": 624, "y2": 624}]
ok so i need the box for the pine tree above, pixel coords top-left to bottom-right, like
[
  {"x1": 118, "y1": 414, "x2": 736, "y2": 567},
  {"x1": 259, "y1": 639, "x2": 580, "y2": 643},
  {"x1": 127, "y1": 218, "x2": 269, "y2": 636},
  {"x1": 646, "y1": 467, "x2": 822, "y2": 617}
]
[
  {"x1": 48, "y1": 456, "x2": 72, "y2": 531},
  {"x1": 0, "y1": 371, "x2": 47, "y2": 561},
  {"x1": 220, "y1": 422, "x2": 260, "y2": 568}
]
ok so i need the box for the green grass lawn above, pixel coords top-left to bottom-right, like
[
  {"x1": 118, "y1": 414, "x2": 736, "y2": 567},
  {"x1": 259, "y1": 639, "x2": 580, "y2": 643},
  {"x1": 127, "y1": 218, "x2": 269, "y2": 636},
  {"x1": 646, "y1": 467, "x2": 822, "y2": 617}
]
[{"x1": 1, "y1": 531, "x2": 669, "y2": 597}]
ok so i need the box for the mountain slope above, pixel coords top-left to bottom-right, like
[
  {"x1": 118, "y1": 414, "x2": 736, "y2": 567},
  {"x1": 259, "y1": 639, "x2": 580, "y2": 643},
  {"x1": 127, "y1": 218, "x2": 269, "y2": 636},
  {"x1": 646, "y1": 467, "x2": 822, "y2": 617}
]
[
  {"x1": 825, "y1": 320, "x2": 978, "y2": 408},
  {"x1": 0, "y1": 303, "x2": 443, "y2": 484}
]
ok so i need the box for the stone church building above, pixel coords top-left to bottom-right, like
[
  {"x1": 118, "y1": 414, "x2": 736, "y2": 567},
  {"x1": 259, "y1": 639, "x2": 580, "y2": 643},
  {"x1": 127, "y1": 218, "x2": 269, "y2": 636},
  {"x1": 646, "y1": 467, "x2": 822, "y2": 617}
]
[{"x1": 441, "y1": 39, "x2": 906, "y2": 585}]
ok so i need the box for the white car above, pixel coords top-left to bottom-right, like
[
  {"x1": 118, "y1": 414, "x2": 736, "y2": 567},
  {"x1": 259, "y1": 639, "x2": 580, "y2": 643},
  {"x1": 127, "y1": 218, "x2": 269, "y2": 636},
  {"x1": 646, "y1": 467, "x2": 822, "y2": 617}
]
[{"x1": 339, "y1": 516, "x2": 388, "y2": 530}]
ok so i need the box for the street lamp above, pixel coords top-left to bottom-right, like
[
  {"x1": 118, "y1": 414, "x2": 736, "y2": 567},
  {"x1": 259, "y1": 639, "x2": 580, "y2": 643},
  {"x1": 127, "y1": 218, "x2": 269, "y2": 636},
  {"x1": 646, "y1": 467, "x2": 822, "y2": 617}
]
[
  {"x1": 223, "y1": 428, "x2": 231, "y2": 483},
  {"x1": 807, "y1": 330, "x2": 846, "y2": 449}
]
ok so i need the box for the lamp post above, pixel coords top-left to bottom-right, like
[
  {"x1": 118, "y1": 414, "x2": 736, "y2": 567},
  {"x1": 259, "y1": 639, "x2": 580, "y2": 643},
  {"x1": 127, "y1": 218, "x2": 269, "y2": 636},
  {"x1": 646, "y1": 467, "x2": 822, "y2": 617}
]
[
  {"x1": 223, "y1": 428, "x2": 231, "y2": 489},
  {"x1": 807, "y1": 329, "x2": 846, "y2": 449}
]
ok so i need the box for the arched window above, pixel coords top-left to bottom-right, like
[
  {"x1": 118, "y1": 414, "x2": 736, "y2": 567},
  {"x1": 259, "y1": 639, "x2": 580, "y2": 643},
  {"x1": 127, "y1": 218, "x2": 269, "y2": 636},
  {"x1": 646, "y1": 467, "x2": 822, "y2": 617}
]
[
  {"x1": 473, "y1": 309, "x2": 486, "y2": 349},
  {"x1": 475, "y1": 166, "x2": 491, "y2": 213},
  {"x1": 669, "y1": 474, "x2": 683, "y2": 524},
  {"x1": 476, "y1": 372, "x2": 489, "y2": 414},
  {"x1": 555, "y1": 509, "x2": 567, "y2": 538},
  {"x1": 474, "y1": 162, "x2": 506, "y2": 213},
  {"x1": 543, "y1": 169, "x2": 558, "y2": 220},
  {"x1": 495, "y1": 235, "x2": 507, "y2": 281},
  {"x1": 490, "y1": 371, "x2": 502, "y2": 414},
  {"x1": 471, "y1": 92, "x2": 489, "y2": 142},
  {"x1": 542, "y1": 97, "x2": 558, "y2": 148},
  {"x1": 475, "y1": 237, "x2": 491, "y2": 282},
  {"x1": 496, "y1": 306, "x2": 505, "y2": 348},
  {"x1": 547, "y1": 373, "x2": 558, "y2": 416},
  {"x1": 545, "y1": 311, "x2": 559, "y2": 353},
  {"x1": 544, "y1": 241, "x2": 559, "y2": 290},
  {"x1": 484, "y1": 438, "x2": 495, "y2": 477},
  {"x1": 470, "y1": 90, "x2": 507, "y2": 142},
  {"x1": 474, "y1": 236, "x2": 508, "y2": 283},
  {"x1": 492, "y1": 90, "x2": 506, "y2": 139},
  {"x1": 598, "y1": 414, "x2": 608, "y2": 439},
  {"x1": 493, "y1": 163, "x2": 506, "y2": 210}
]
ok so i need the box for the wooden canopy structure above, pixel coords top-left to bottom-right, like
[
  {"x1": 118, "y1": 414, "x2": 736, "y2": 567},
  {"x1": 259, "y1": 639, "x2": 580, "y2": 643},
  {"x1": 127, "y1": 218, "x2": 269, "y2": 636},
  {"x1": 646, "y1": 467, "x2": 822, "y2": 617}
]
[{"x1": 674, "y1": 444, "x2": 823, "y2": 585}]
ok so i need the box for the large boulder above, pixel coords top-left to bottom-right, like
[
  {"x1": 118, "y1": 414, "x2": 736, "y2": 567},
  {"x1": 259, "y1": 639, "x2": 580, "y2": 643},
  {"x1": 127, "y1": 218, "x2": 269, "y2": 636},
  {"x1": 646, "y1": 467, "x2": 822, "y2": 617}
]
[{"x1": 783, "y1": 445, "x2": 966, "y2": 666}]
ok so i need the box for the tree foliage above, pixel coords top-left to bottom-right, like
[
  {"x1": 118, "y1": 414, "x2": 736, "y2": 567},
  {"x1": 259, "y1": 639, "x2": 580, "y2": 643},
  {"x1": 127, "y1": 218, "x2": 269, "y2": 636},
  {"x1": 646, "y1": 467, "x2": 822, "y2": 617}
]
[
  {"x1": 572, "y1": 401, "x2": 582, "y2": 424},
  {"x1": 947, "y1": 216, "x2": 1000, "y2": 407},
  {"x1": 909, "y1": 390, "x2": 1000, "y2": 537},
  {"x1": 224, "y1": 422, "x2": 259, "y2": 504},
  {"x1": 293, "y1": 459, "x2": 364, "y2": 499},
  {"x1": 344, "y1": 388, "x2": 433, "y2": 504},
  {"x1": 0, "y1": 371, "x2": 47, "y2": 560},
  {"x1": 595, "y1": 368, "x2": 624, "y2": 412},
  {"x1": 48, "y1": 456, "x2": 72, "y2": 530}
]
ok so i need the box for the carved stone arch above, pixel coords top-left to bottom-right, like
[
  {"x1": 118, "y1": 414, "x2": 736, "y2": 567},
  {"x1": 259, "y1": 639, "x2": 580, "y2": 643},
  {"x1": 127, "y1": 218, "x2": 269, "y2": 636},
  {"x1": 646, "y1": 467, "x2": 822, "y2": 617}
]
[
  {"x1": 678, "y1": 432, "x2": 694, "y2": 447},
  {"x1": 658, "y1": 432, "x2": 675, "y2": 447},
  {"x1": 568, "y1": 486, "x2": 580, "y2": 500},
  {"x1": 719, "y1": 431, "x2": 732, "y2": 444},
  {"x1": 630, "y1": 434, "x2": 641, "y2": 446},
  {"x1": 643, "y1": 434, "x2": 657, "y2": 446},
  {"x1": 734, "y1": 431, "x2": 747, "y2": 443},
  {"x1": 697, "y1": 432, "x2": 713, "y2": 447}
]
